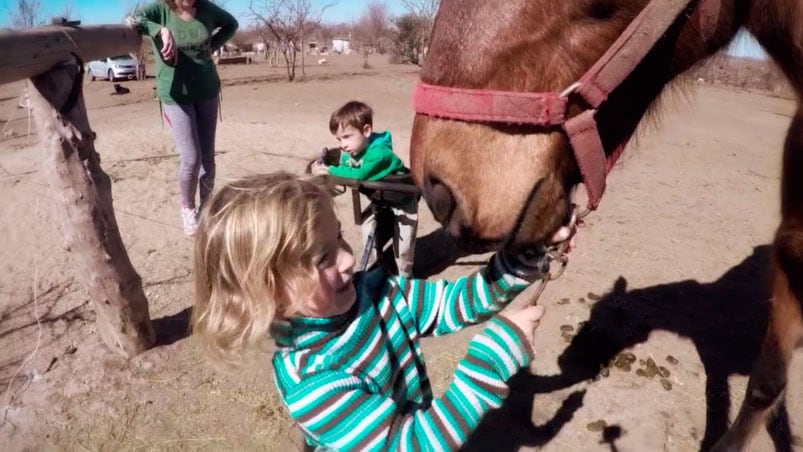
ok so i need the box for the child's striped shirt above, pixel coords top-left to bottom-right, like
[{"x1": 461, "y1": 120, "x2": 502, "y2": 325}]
[{"x1": 271, "y1": 253, "x2": 537, "y2": 451}]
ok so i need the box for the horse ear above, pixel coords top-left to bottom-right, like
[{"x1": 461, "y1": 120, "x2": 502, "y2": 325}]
[{"x1": 613, "y1": 276, "x2": 628, "y2": 294}]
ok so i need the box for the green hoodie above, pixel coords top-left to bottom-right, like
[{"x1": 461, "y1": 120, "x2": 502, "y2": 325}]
[
  {"x1": 328, "y1": 131, "x2": 406, "y2": 181},
  {"x1": 135, "y1": 0, "x2": 238, "y2": 104}
]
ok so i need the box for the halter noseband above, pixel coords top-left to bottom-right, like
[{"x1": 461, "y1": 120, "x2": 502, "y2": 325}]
[{"x1": 413, "y1": 0, "x2": 720, "y2": 210}]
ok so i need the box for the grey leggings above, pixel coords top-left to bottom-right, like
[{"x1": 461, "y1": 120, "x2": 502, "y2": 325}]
[{"x1": 162, "y1": 95, "x2": 219, "y2": 208}]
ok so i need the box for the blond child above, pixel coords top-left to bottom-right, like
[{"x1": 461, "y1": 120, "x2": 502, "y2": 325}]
[{"x1": 192, "y1": 172, "x2": 573, "y2": 451}]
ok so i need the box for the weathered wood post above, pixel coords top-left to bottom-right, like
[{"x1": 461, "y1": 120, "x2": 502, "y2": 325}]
[{"x1": 1, "y1": 24, "x2": 156, "y2": 357}]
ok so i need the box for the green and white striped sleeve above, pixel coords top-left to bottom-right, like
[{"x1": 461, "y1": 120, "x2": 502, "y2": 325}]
[
  {"x1": 275, "y1": 317, "x2": 534, "y2": 451},
  {"x1": 399, "y1": 253, "x2": 540, "y2": 337}
]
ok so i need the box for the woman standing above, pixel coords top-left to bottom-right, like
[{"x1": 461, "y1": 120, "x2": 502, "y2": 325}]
[{"x1": 133, "y1": 0, "x2": 238, "y2": 235}]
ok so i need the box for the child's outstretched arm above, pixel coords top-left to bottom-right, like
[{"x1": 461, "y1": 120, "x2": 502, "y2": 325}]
[
  {"x1": 393, "y1": 250, "x2": 544, "y2": 337},
  {"x1": 276, "y1": 308, "x2": 543, "y2": 451},
  {"x1": 328, "y1": 149, "x2": 394, "y2": 181}
]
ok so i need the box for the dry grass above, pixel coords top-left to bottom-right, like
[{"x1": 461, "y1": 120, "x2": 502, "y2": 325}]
[{"x1": 689, "y1": 54, "x2": 795, "y2": 99}]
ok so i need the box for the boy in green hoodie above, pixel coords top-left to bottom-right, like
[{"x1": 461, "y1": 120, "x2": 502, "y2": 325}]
[{"x1": 311, "y1": 101, "x2": 418, "y2": 276}]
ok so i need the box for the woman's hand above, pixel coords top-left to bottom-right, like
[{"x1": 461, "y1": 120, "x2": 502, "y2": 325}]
[{"x1": 159, "y1": 27, "x2": 177, "y2": 63}]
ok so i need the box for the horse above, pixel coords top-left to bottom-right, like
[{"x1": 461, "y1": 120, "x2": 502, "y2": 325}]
[{"x1": 408, "y1": 0, "x2": 803, "y2": 450}]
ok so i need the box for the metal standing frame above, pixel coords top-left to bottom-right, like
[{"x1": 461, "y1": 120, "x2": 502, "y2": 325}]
[{"x1": 327, "y1": 175, "x2": 421, "y2": 273}]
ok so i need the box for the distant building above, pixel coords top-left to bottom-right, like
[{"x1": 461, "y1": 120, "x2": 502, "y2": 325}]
[
  {"x1": 332, "y1": 37, "x2": 351, "y2": 54},
  {"x1": 253, "y1": 41, "x2": 268, "y2": 59}
]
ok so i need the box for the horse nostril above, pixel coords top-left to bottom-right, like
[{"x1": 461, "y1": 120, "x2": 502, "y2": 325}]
[{"x1": 425, "y1": 176, "x2": 456, "y2": 224}]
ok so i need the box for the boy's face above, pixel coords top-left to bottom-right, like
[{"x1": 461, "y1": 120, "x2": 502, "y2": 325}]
[
  {"x1": 294, "y1": 204, "x2": 357, "y2": 318},
  {"x1": 335, "y1": 124, "x2": 372, "y2": 157}
]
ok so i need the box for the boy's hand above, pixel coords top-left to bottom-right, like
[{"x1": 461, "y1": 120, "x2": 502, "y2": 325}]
[
  {"x1": 310, "y1": 161, "x2": 330, "y2": 176},
  {"x1": 500, "y1": 305, "x2": 545, "y2": 345}
]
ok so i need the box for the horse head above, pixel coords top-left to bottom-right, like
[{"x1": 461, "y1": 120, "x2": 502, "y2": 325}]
[{"x1": 410, "y1": 0, "x2": 732, "y2": 251}]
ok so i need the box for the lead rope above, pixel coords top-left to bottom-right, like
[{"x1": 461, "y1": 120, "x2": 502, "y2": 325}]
[
  {"x1": 218, "y1": 88, "x2": 223, "y2": 122},
  {"x1": 527, "y1": 205, "x2": 591, "y2": 306},
  {"x1": 158, "y1": 1, "x2": 167, "y2": 129}
]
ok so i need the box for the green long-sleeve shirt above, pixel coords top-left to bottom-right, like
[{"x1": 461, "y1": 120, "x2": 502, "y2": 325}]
[
  {"x1": 328, "y1": 131, "x2": 406, "y2": 181},
  {"x1": 135, "y1": 0, "x2": 238, "y2": 104},
  {"x1": 271, "y1": 253, "x2": 537, "y2": 450}
]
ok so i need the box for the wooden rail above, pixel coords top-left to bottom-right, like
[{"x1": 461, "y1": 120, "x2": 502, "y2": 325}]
[
  {"x1": 0, "y1": 24, "x2": 142, "y2": 86},
  {"x1": 3, "y1": 21, "x2": 156, "y2": 357}
]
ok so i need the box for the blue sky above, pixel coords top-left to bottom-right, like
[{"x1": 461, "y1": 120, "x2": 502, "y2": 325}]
[
  {"x1": 726, "y1": 29, "x2": 766, "y2": 59},
  {"x1": 1, "y1": 0, "x2": 406, "y2": 27},
  {"x1": 2, "y1": 0, "x2": 766, "y2": 59}
]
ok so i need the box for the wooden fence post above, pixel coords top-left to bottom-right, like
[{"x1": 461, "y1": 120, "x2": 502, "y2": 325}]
[{"x1": 28, "y1": 59, "x2": 155, "y2": 357}]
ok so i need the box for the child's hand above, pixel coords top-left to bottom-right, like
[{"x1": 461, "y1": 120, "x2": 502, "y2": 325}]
[
  {"x1": 500, "y1": 305, "x2": 546, "y2": 345},
  {"x1": 549, "y1": 224, "x2": 577, "y2": 252},
  {"x1": 310, "y1": 161, "x2": 329, "y2": 176}
]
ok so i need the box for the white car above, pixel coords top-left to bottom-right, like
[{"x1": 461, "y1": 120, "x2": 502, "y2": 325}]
[{"x1": 87, "y1": 55, "x2": 143, "y2": 81}]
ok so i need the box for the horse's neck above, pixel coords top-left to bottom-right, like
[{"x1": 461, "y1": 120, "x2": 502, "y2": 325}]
[{"x1": 744, "y1": 0, "x2": 803, "y2": 94}]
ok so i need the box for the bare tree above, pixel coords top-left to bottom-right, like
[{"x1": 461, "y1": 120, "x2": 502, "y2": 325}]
[
  {"x1": 399, "y1": 0, "x2": 439, "y2": 22},
  {"x1": 318, "y1": 23, "x2": 334, "y2": 49},
  {"x1": 8, "y1": 0, "x2": 42, "y2": 28},
  {"x1": 123, "y1": 1, "x2": 148, "y2": 79},
  {"x1": 289, "y1": 0, "x2": 332, "y2": 76},
  {"x1": 356, "y1": 1, "x2": 389, "y2": 54},
  {"x1": 354, "y1": 17, "x2": 372, "y2": 68},
  {"x1": 249, "y1": 0, "x2": 331, "y2": 80},
  {"x1": 250, "y1": 1, "x2": 299, "y2": 80},
  {"x1": 390, "y1": 13, "x2": 426, "y2": 65},
  {"x1": 399, "y1": 0, "x2": 439, "y2": 61},
  {"x1": 59, "y1": 0, "x2": 76, "y2": 21}
]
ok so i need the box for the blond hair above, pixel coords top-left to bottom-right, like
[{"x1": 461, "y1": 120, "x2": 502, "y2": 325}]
[{"x1": 192, "y1": 172, "x2": 333, "y2": 366}]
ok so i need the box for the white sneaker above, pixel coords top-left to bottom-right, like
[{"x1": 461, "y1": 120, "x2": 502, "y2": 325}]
[{"x1": 181, "y1": 206, "x2": 198, "y2": 236}]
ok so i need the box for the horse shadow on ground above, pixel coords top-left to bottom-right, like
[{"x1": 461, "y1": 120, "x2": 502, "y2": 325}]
[{"x1": 464, "y1": 245, "x2": 794, "y2": 451}]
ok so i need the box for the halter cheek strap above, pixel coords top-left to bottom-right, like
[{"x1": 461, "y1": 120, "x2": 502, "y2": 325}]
[{"x1": 413, "y1": 0, "x2": 719, "y2": 210}]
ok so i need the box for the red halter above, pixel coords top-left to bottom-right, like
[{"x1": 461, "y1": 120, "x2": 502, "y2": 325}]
[{"x1": 413, "y1": 0, "x2": 720, "y2": 210}]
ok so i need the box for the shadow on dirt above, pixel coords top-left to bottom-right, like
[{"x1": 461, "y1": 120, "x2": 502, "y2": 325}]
[
  {"x1": 413, "y1": 227, "x2": 487, "y2": 278},
  {"x1": 153, "y1": 307, "x2": 192, "y2": 347},
  {"x1": 464, "y1": 374, "x2": 589, "y2": 451},
  {"x1": 464, "y1": 245, "x2": 792, "y2": 451},
  {"x1": 0, "y1": 279, "x2": 86, "y2": 392}
]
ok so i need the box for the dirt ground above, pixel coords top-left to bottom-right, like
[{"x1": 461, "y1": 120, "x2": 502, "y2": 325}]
[{"x1": 0, "y1": 53, "x2": 801, "y2": 451}]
